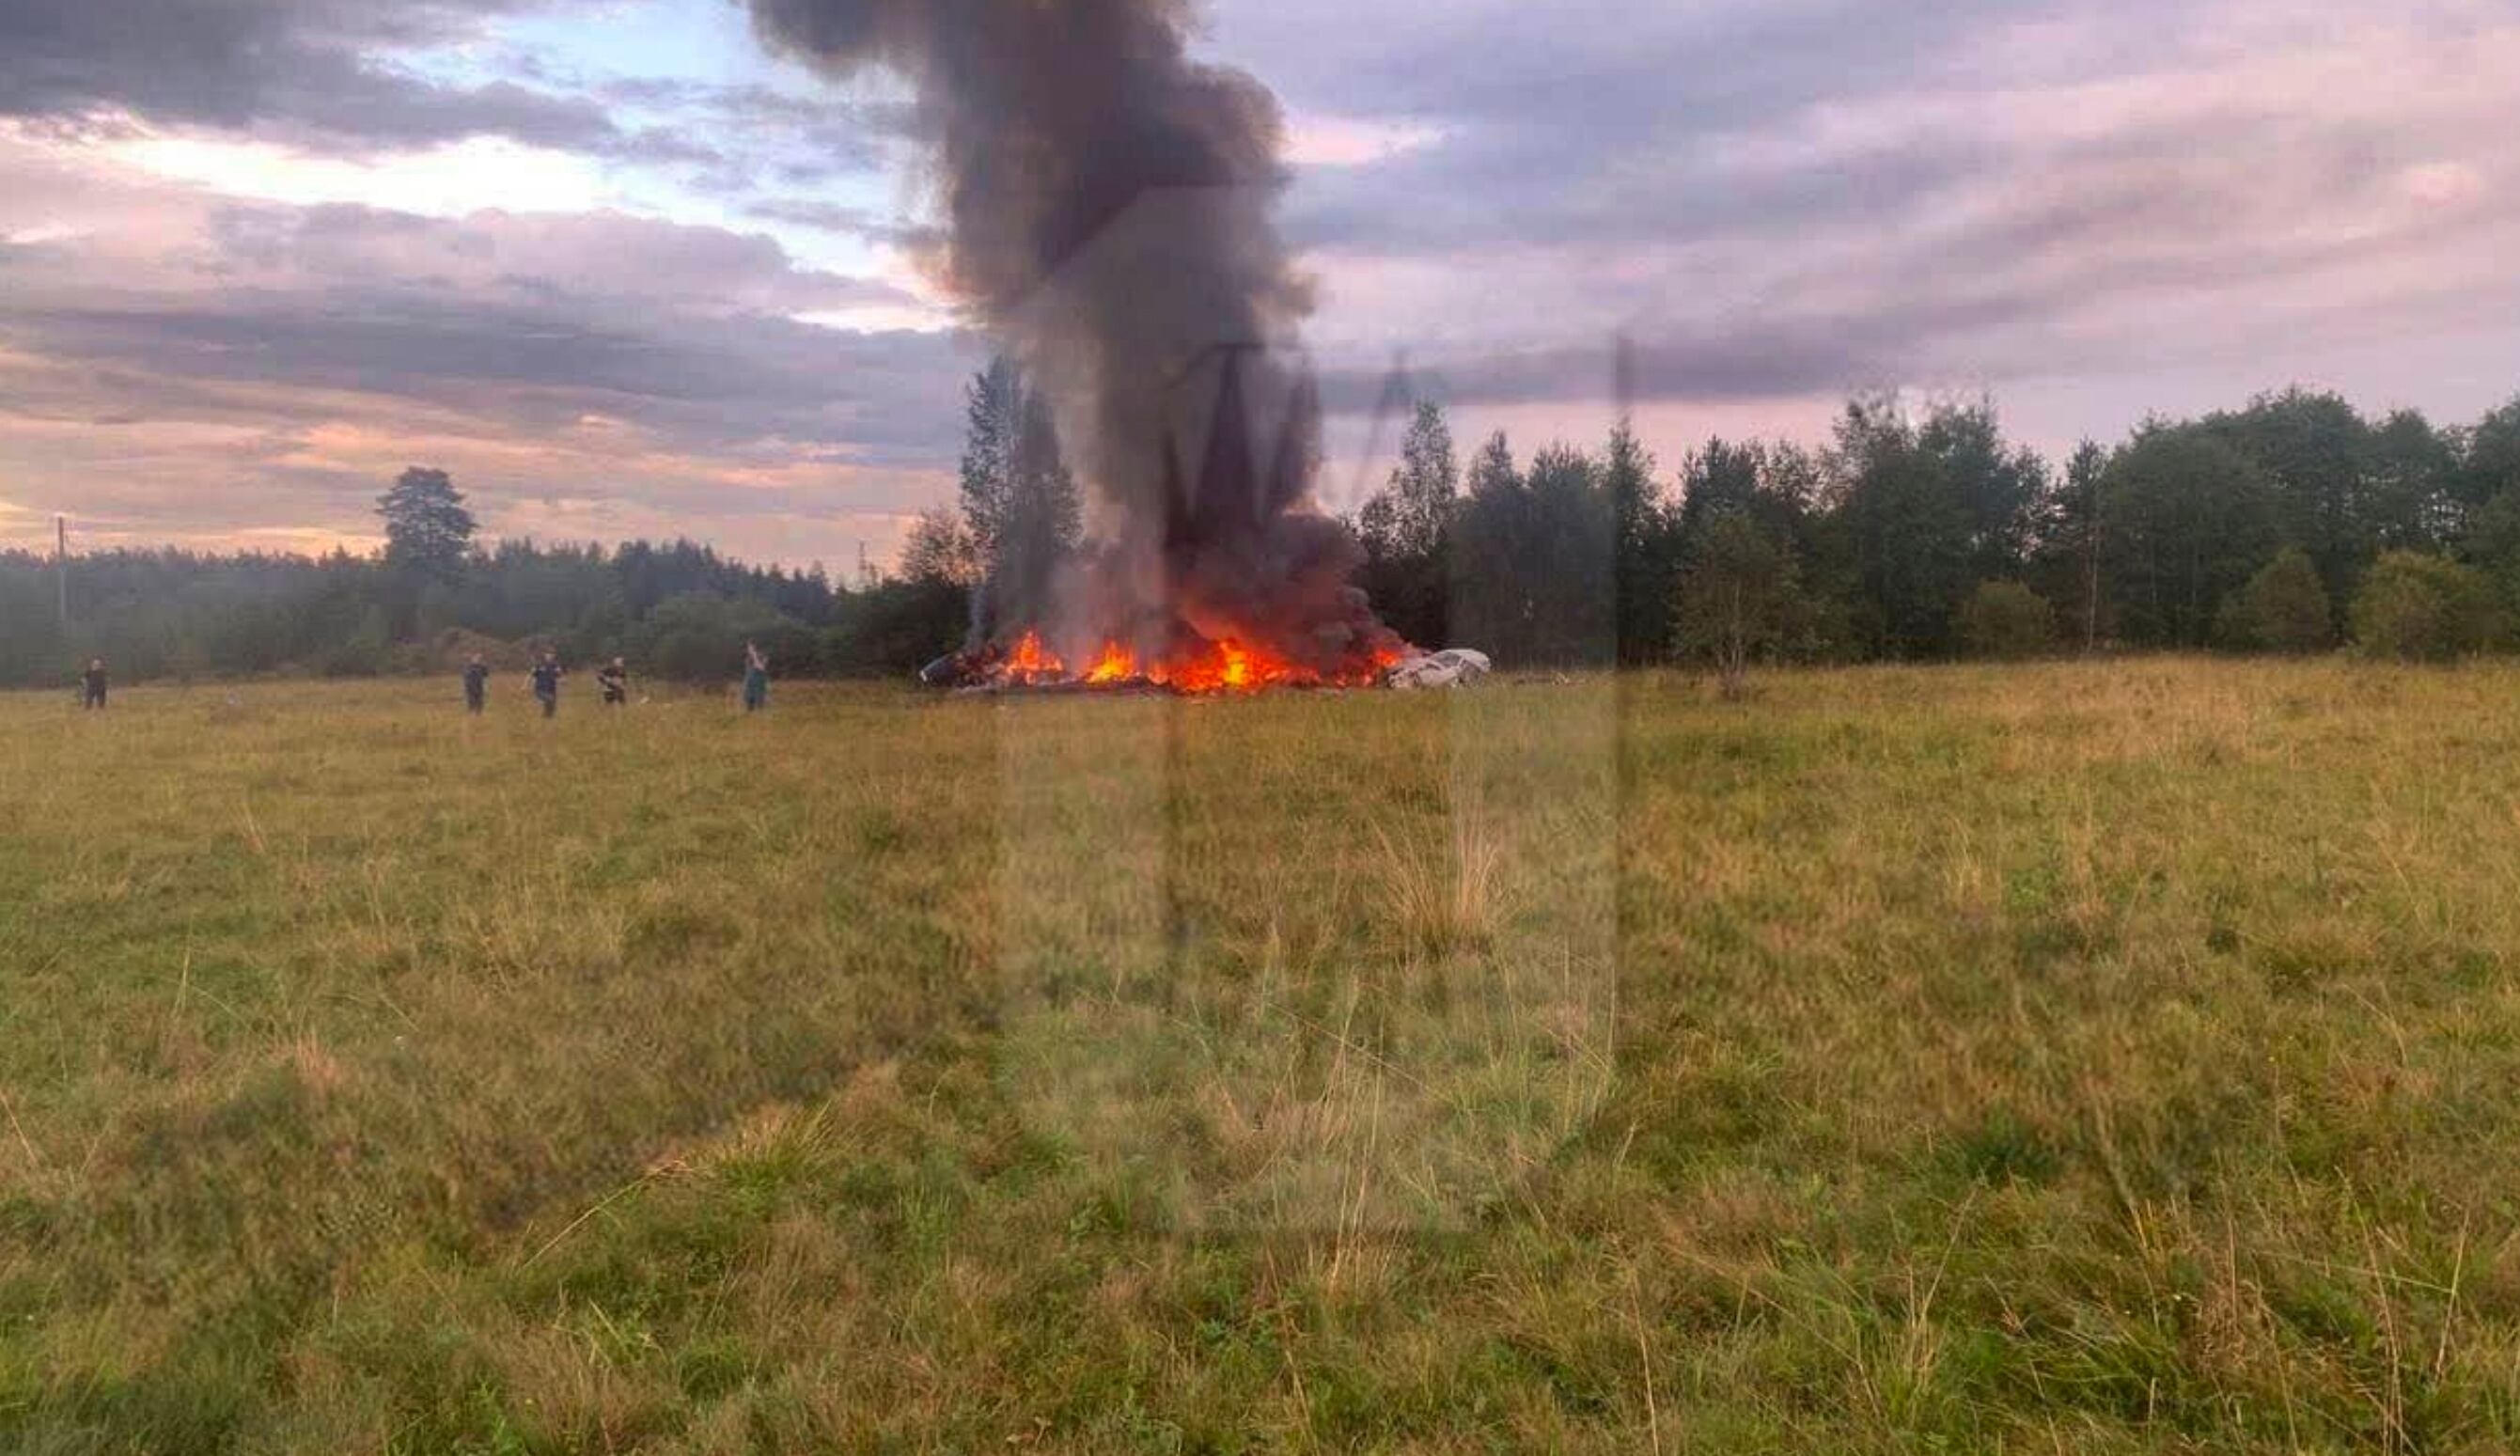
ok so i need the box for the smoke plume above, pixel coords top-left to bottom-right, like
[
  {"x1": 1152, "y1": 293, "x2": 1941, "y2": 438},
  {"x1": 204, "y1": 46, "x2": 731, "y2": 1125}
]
[{"x1": 747, "y1": 0, "x2": 1402, "y2": 672}]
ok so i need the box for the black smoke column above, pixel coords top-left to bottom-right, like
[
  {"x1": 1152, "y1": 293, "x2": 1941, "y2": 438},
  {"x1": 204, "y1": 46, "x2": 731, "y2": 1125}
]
[{"x1": 748, "y1": 0, "x2": 1401, "y2": 672}]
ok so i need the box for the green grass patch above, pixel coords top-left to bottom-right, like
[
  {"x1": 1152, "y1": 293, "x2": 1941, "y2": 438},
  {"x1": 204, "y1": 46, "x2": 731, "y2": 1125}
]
[{"x1": 4, "y1": 660, "x2": 2519, "y2": 1450}]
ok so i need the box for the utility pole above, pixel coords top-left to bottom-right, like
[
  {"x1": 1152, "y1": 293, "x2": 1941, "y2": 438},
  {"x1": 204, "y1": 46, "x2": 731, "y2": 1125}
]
[{"x1": 55, "y1": 514, "x2": 70, "y2": 631}]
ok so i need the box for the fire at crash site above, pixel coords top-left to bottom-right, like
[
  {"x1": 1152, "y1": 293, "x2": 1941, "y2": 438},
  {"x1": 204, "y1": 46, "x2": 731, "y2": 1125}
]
[
  {"x1": 12, "y1": 0, "x2": 2520, "y2": 1448},
  {"x1": 749, "y1": 0, "x2": 1488, "y2": 697}
]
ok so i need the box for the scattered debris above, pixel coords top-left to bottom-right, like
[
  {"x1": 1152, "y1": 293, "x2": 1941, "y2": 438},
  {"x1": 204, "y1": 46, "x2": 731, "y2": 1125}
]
[
  {"x1": 919, "y1": 651, "x2": 980, "y2": 689},
  {"x1": 922, "y1": 641, "x2": 1497, "y2": 694},
  {"x1": 1385, "y1": 650, "x2": 1494, "y2": 691}
]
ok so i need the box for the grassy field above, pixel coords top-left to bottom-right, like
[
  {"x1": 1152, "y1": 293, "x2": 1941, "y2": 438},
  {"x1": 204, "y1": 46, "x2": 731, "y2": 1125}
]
[{"x1": 4, "y1": 660, "x2": 2520, "y2": 1452}]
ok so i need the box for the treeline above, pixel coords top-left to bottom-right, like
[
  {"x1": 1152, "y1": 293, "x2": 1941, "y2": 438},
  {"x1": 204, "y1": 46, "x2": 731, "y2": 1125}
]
[
  {"x1": 11, "y1": 384, "x2": 2520, "y2": 692},
  {"x1": 0, "y1": 533, "x2": 969, "y2": 690},
  {"x1": 1351, "y1": 386, "x2": 2520, "y2": 676}
]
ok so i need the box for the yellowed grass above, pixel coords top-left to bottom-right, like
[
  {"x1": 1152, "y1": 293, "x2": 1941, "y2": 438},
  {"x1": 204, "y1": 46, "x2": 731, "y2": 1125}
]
[{"x1": 2, "y1": 659, "x2": 2518, "y2": 1450}]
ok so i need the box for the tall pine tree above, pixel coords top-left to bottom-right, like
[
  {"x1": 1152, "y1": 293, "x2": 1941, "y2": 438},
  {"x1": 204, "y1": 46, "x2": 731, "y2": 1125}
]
[
  {"x1": 1355, "y1": 400, "x2": 1461, "y2": 648},
  {"x1": 957, "y1": 356, "x2": 1082, "y2": 633},
  {"x1": 1603, "y1": 417, "x2": 1676, "y2": 665}
]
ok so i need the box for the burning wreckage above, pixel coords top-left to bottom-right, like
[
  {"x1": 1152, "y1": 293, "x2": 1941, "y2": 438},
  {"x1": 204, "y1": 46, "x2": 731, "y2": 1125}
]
[
  {"x1": 920, "y1": 636, "x2": 1491, "y2": 695},
  {"x1": 747, "y1": 0, "x2": 1485, "y2": 700}
]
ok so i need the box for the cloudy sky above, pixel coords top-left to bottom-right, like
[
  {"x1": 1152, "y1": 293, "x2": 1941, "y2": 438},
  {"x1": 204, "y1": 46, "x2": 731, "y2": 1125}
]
[{"x1": 4, "y1": 0, "x2": 2516, "y2": 568}]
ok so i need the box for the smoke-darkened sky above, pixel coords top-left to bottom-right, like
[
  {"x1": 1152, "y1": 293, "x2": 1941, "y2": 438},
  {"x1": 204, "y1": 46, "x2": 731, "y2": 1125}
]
[{"x1": 4, "y1": 0, "x2": 2515, "y2": 567}]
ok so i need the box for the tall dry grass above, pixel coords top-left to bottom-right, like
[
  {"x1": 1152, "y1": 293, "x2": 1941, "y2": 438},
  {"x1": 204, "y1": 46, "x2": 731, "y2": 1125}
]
[{"x1": 2, "y1": 659, "x2": 2517, "y2": 1451}]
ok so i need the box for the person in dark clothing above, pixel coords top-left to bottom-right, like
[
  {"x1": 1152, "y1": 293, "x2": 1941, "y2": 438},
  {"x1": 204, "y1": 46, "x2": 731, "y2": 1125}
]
[
  {"x1": 81, "y1": 659, "x2": 107, "y2": 711},
  {"x1": 462, "y1": 655, "x2": 492, "y2": 714},
  {"x1": 598, "y1": 657, "x2": 629, "y2": 707},
  {"x1": 742, "y1": 642, "x2": 770, "y2": 713},
  {"x1": 530, "y1": 654, "x2": 564, "y2": 719}
]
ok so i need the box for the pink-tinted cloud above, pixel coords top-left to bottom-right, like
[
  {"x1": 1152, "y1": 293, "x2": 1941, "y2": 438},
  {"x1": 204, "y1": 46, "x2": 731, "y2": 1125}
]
[
  {"x1": 5, "y1": 0, "x2": 2520, "y2": 569},
  {"x1": 0, "y1": 128, "x2": 969, "y2": 565}
]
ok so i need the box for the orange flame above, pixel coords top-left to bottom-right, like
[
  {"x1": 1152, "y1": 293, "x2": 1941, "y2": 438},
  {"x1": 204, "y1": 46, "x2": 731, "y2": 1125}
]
[
  {"x1": 985, "y1": 629, "x2": 1408, "y2": 695},
  {"x1": 1156, "y1": 638, "x2": 1261, "y2": 693},
  {"x1": 1084, "y1": 642, "x2": 1139, "y2": 684},
  {"x1": 1004, "y1": 631, "x2": 1065, "y2": 683}
]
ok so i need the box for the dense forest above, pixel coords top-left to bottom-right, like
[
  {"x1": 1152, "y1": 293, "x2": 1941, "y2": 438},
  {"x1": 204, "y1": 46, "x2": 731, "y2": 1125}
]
[
  {"x1": 6, "y1": 376, "x2": 2518, "y2": 691},
  {"x1": 1347, "y1": 384, "x2": 2520, "y2": 681}
]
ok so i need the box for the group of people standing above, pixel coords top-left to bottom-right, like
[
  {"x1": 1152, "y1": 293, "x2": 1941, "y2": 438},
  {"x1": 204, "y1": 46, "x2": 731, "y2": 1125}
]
[
  {"x1": 462, "y1": 643, "x2": 773, "y2": 717},
  {"x1": 67, "y1": 646, "x2": 774, "y2": 716}
]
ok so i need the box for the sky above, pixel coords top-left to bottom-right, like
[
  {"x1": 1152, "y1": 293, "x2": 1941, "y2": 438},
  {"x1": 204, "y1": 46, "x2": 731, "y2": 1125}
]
[{"x1": 3, "y1": 0, "x2": 2516, "y2": 569}]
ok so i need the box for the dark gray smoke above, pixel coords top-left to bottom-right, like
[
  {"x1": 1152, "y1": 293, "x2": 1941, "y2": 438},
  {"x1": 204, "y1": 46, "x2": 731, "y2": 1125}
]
[{"x1": 747, "y1": 0, "x2": 1403, "y2": 673}]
